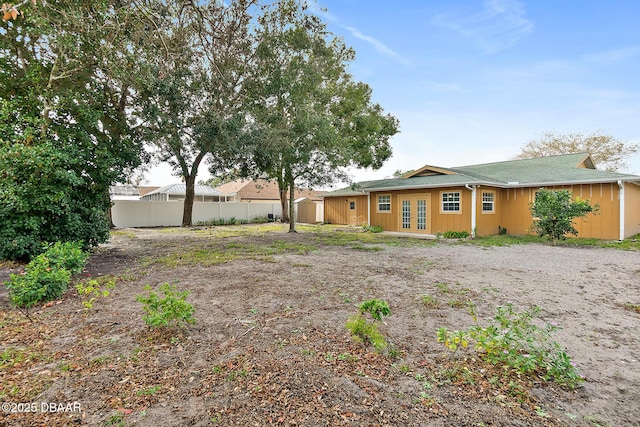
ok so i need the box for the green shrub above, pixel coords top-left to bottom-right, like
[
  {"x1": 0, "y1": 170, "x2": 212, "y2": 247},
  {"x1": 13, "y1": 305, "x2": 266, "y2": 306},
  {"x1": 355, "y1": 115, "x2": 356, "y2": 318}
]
[
  {"x1": 530, "y1": 188, "x2": 598, "y2": 242},
  {"x1": 362, "y1": 225, "x2": 383, "y2": 233},
  {"x1": 442, "y1": 230, "x2": 470, "y2": 239},
  {"x1": 437, "y1": 304, "x2": 583, "y2": 388},
  {"x1": 3, "y1": 241, "x2": 88, "y2": 315},
  {"x1": 41, "y1": 241, "x2": 88, "y2": 274},
  {"x1": 346, "y1": 299, "x2": 391, "y2": 351},
  {"x1": 136, "y1": 283, "x2": 196, "y2": 328},
  {"x1": 346, "y1": 315, "x2": 387, "y2": 351}
]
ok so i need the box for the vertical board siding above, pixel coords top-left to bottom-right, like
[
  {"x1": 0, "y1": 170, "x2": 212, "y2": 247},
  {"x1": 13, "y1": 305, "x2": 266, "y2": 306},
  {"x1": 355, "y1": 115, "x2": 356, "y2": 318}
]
[
  {"x1": 323, "y1": 195, "x2": 368, "y2": 225},
  {"x1": 625, "y1": 184, "x2": 640, "y2": 237},
  {"x1": 324, "y1": 182, "x2": 630, "y2": 239}
]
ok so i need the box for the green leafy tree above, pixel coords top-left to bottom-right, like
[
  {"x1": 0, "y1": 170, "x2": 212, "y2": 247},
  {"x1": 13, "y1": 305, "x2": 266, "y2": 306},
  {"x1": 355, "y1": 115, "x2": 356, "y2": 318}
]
[
  {"x1": 514, "y1": 131, "x2": 639, "y2": 172},
  {"x1": 239, "y1": 0, "x2": 398, "y2": 231},
  {"x1": 530, "y1": 188, "x2": 598, "y2": 242},
  {"x1": 137, "y1": 0, "x2": 257, "y2": 226},
  {"x1": 0, "y1": 1, "x2": 147, "y2": 260}
]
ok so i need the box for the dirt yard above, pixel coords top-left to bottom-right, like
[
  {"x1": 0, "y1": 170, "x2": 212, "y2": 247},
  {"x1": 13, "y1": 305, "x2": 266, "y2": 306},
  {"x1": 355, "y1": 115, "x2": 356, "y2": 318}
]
[{"x1": 1, "y1": 224, "x2": 639, "y2": 426}]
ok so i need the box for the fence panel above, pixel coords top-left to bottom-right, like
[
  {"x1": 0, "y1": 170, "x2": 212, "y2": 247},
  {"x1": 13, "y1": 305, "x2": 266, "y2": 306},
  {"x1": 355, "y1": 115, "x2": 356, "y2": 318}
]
[{"x1": 111, "y1": 200, "x2": 282, "y2": 228}]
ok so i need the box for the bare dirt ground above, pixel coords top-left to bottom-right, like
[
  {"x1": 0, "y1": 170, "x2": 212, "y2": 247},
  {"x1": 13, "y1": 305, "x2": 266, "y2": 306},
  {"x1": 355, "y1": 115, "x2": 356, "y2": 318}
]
[{"x1": 1, "y1": 224, "x2": 639, "y2": 426}]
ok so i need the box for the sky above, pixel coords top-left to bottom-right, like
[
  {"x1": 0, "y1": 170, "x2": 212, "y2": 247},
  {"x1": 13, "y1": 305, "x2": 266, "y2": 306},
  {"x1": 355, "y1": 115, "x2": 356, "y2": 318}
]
[{"x1": 144, "y1": 0, "x2": 640, "y2": 187}]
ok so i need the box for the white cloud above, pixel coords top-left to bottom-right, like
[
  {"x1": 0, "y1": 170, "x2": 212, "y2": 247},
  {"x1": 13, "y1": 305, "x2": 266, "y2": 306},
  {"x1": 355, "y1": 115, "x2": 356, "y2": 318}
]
[
  {"x1": 583, "y1": 45, "x2": 640, "y2": 63},
  {"x1": 341, "y1": 25, "x2": 411, "y2": 65},
  {"x1": 432, "y1": 0, "x2": 534, "y2": 54}
]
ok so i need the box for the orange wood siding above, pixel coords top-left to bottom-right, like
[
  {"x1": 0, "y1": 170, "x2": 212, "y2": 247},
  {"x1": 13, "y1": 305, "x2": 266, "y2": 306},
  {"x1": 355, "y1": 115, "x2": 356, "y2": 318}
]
[
  {"x1": 475, "y1": 187, "x2": 503, "y2": 236},
  {"x1": 625, "y1": 183, "x2": 640, "y2": 237},
  {"x1": 325, "y1": 182, "x2": 630, "y2": 239},
  {"x1": 368, "y1": 188, "x2": 472, "y2": 234},
  {"x1": 369, "y1": 192, "x2": 397, "y2": 231},
  {"x1": 323, "y1": 195, "x2": 368, "y2": 225},
  {"x1": 499, "y1": 184, "x2": 620, "y2": 240}
]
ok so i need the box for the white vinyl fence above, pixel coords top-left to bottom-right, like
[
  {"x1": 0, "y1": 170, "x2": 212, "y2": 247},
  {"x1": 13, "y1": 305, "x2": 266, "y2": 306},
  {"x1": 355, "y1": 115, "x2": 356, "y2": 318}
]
[{"x1": 111, "y1": 200, "x2": 282, "y2": 228}]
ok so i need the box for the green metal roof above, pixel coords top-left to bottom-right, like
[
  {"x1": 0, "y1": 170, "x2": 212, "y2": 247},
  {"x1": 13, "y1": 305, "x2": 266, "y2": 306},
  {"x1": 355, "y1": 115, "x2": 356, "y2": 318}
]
[{"x1": 324, "y1": 153, "x2": 640, "y2": 196}]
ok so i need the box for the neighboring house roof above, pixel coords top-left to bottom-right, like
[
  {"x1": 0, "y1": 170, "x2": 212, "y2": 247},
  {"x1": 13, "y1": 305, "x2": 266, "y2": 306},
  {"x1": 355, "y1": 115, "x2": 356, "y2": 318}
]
[
  {"x1": 326, "y1": 153, "x2": 640, "y2": 196},
  {"x1": 138, "y1": 186, "x2": 160, "y2": 197},
  {"x1": 143, "y1": 183, "x2": 223, "y2": 197},
  {"x1": 109, "y1": 185, "x2": 140, "y2": 196},
  {"x1": 215, "y1": 179, "x2": 324, "y2": 202}
]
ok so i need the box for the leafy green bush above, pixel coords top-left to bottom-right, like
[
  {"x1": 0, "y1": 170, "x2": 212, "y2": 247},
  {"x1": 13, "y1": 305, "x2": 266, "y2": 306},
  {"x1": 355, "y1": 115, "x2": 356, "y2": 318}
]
[
  {"x1": 530, "y1": 188, "x2": 598, "y2": 242},
  {"x1": 362, "y1": 225, "x2": 383, "y2": 233},
  {"x1": 136, "y1": 283, "x2": 196, "y2": 328},
  {"x1": 0, "y1": 142, "x2": 115, "y2": 261},
  {"x1": 346, "y1": 299, "x2": 391, "y2": 351},
  {"x1": 41, "y1": 241, "x2": 88, "y2": 274},
  {"x1": 3, "y1": 241, "x2": 88, "y2": 315},
  {"x1": 437, "y1": 304, "x2": 583, "y2": 388},
  {"x1": 442, "y1": 230, "x2": 470, "y2": 239}
]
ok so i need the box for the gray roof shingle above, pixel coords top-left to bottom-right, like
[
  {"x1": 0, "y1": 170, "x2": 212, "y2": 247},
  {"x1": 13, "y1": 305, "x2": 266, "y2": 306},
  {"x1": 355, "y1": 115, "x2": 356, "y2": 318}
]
[{"x1": 324, "y1": 153, "x2": 640, "y2": 196}]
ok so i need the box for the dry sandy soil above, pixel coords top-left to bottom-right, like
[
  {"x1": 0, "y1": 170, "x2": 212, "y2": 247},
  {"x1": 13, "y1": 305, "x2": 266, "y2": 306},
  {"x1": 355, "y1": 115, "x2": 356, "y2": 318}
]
[{"x1": 1, "y1": 224, "x2": 639, "y2": 426}]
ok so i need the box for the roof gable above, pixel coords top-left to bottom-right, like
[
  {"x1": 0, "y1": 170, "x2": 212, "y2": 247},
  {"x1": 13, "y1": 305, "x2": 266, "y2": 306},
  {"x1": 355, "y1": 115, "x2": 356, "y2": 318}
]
[{"x1": 404, "y1": 165, "x2": 457, "y2": 178}]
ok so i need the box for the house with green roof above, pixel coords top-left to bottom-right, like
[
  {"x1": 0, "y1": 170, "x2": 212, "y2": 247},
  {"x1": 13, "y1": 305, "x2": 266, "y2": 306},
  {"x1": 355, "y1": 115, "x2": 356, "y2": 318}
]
[{"x1": 322, "y1": 153, "x2": 640, "y2": 240}]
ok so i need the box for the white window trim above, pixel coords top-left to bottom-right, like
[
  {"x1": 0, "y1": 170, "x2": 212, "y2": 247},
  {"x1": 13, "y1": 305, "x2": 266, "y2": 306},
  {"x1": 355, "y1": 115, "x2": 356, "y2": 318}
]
[
  {"x1": 377, "y1": 194, "x2": 392, "y2": 213},
  {"x1": 481, "y1": 191, "x2": 495, "y2": 214},
  {"x1": 440, "y1": 191, "x2": 461, "y2": 214}
]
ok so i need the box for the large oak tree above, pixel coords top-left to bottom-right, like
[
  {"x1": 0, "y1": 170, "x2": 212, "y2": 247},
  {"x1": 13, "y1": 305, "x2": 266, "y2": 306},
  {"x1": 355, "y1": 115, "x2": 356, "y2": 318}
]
[
  {"x1": 240, "y1": 0, "x2": 399, "y2": 231},
  {"x1": 136, "y1": 0, "x2": 257, "y2": 227}
]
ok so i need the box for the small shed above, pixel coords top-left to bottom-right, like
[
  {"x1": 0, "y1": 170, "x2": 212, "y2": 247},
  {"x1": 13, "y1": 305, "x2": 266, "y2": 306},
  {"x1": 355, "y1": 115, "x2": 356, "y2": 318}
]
[{"x1": 295, "y1": 197, "x2": 319, "y2": 224}]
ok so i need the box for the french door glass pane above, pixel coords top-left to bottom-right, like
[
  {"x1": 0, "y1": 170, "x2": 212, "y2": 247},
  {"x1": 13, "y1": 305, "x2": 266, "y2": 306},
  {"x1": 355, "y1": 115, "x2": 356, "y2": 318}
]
[
  {"x1": 402, "y1": 200, "x2": 411, "y2": 229},
  {"x1": 417, "y1": 199, "x2": 426, "y2": 230}
]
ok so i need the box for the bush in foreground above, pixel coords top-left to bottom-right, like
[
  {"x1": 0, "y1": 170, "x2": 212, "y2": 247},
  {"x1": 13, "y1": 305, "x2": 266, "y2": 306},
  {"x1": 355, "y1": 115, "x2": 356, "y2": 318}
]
[{"x1": 4, "y1": 242, "x2": 88, "y2": 317}]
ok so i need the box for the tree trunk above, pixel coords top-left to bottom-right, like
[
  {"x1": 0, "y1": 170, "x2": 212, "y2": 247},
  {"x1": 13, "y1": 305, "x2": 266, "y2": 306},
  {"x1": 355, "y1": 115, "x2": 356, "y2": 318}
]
[
  {"x1": 288, "y1": 181, "x2": 296, "y2": 233},
  {"x1": 279, "y1": 187, "x2": 289, "y2": 223},
  {"x1": 182, "y1": 174, "x2": 196, "y2": 227}
]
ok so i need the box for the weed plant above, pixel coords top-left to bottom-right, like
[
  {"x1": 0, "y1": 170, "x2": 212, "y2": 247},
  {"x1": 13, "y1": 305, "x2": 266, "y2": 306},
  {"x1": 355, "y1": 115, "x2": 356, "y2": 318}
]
[
  {"x1": 136, "y1": 283, "x2": 196, "y2": 328},
  {"x1": 346, "y1": 299, "x2": 391, "y2": 351},
  {"x1": 437, "y1": 304, "x2": 583, "y2": 388}
]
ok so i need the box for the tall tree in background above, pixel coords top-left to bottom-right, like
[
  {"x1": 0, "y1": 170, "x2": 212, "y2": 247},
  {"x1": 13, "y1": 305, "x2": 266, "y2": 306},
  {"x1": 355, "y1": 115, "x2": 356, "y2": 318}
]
[
  {"x1": 0, "y1": 1, "x2": 146, "y2": 260},
  {"x1": 241, "y1": 0, "x2": 398, "y2": 231},
  {"x1": 137, "y1": 0, "x2": 256, "y2": 226},
  {"x1": 514, "y1": 131, "x2": 639, "y2": 171}
]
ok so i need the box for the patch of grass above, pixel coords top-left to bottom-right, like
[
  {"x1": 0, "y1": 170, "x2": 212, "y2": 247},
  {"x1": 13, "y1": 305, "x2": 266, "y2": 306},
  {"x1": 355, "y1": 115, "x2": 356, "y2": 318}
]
[
  {"x1": 110, "y1": 229, "x2": 136, "y2": 239},
  {"x1": 0, "y1": 347, "x2": 27, "y2": 369},
  {"x1": 137, "y1": 385, "x2": 161, "y2": 396},
  {"x1": 421, "y1": 294, "x2": 438, "y2": 308},
  {"x1": 349, "y1": 243, "x2": 383, "y2": 251},
  {"x1": 471, "y1": 233, "x2": 640, "y2": 250},
  {"x1": 617, "y1": 302, "x2": 640, "y2": 314},
  {"x1": 447, "y1": 299, "x2": 467, "y2": 308},
  {"x1": 435, "y1": 283, "x2": 450, "y2": 293},
  {"x1": 470, "y1": 234, "x2": 544, "y2": 247},
  {"x1": 310, "y1": 227, "x2": 435, "y2": 249},
  {"x1": 147, "y1": 239, "x2": 317, "y2": 267},
  {"x1": 584, "y1": 414, "x2": 609, "y2": 427}
]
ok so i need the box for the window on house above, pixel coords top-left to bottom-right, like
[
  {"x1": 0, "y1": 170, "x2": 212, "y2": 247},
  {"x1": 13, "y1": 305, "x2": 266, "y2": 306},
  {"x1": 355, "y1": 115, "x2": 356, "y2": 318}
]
[
  {"x1": 482, "y1": 192, "x2": 495, "y2": 213},
  {"x1": 442, "y1": 192, "x2": 460, "y2": 212},
  {"x1": 377, "y1": 195, "x2": 391, "y2": 212},
  {"x1": 349, "y1": 201, "x2": 356, "y2": 210}
]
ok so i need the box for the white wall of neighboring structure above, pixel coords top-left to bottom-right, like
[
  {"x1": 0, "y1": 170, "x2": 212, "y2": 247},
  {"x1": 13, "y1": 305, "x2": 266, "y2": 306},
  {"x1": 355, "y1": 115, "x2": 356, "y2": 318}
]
[{"x1": 111, "y1": 200, "x2": 283, "y2": 228}]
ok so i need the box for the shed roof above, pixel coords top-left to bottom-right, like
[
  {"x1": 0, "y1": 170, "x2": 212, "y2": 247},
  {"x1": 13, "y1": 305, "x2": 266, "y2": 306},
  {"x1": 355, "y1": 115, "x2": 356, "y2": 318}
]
[
  {"x1": 143, "y1": 183, "x2": 223, "y2": 197},
  {"x1": 325, "y1": 153, "x2": 640, "y2": 196}
]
